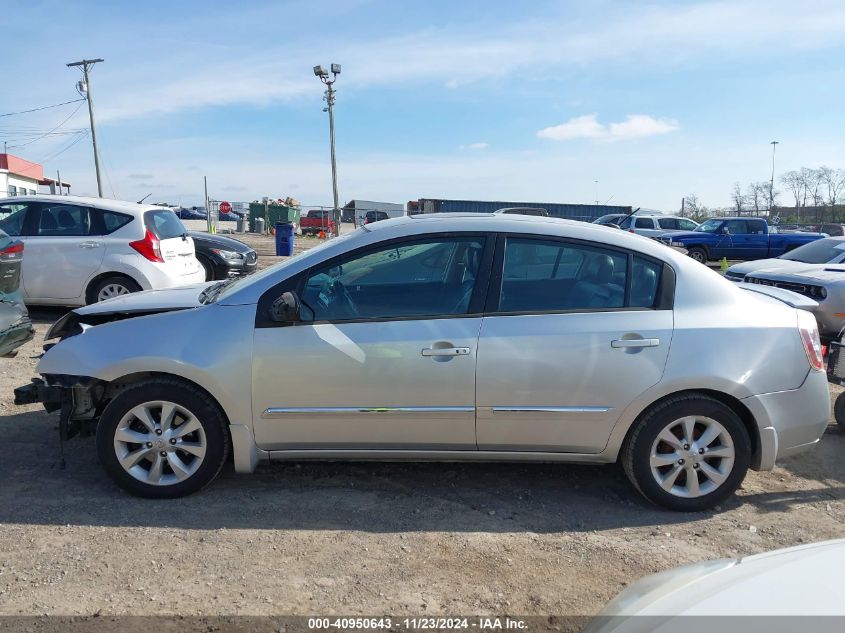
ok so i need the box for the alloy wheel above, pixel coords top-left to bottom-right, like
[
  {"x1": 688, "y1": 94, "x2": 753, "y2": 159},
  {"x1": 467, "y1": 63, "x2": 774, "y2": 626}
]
[
  {"x1": 112, "y1": 400, "x2": 207, "y2": 486},
  {"x1": 649, "y1": 415, "x2": 735, "y2": 499},
  {"x1": 97, "y1": 283, "x2": 132, "y2": 301}
]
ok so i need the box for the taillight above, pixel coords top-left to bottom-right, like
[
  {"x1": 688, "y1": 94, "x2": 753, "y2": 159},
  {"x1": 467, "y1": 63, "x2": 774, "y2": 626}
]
[
  {"x1": 129, "y1": 229, "x2": 164, "y2": 263},
  {"x1": 0, "y1": 242, "x2": 24, "y2": 261},
  {"x1": 797, "y1": 310, "x2": 823, "y2": 371}
]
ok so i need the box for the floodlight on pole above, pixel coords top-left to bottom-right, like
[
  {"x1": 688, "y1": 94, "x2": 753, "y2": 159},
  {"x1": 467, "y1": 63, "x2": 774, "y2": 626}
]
[
  {"x1": 769, "y1": 140, "x2": 780, "y2": 212},
  {"x1": 314, "y1": 62, "x2": 342, "y2": 236}
]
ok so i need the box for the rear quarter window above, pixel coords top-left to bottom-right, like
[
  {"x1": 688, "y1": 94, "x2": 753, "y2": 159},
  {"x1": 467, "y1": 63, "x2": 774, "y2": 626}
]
[
  {"x1": 144, "y1": 209, "x2": 186, "y2": 239},
  {"x1": 100, "y1": 210, "x2": 133, "y2": 234}
]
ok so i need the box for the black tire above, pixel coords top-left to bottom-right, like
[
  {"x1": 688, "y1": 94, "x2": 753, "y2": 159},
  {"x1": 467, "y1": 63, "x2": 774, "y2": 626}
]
[
  {"x1": 621, "y1": 394, "x2": 751, "y2": 512},
  {"x1": 198, "y1": 255, "x2": 216, "y2": 281},
  {"x1": 834, "y1": 392, "x2": 845, "y2": 432},
  {"x1": 687, "y1": 247, "x2": 708, "y2": 264},
  {"x1": 96, "y1": 378, "x2": 230, "y2": 498},
  {"x1": 88, "y1": 275, "x2": 142, "y2": 304}
]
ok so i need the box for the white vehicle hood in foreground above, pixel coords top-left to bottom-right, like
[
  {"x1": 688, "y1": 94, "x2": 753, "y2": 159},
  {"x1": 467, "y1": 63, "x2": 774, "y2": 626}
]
[
  {"x1": 587, "y1": 539, "x2": 845, "y2": 632},
  {"x1": 727, "y1": 258, "x2": 828, "y2": 278}
]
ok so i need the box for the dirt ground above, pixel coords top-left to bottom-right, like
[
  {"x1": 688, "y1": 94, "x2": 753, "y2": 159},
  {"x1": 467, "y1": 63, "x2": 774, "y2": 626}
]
[{"x1": 0, "y1": 231, "x2": 843, "y2": 620}]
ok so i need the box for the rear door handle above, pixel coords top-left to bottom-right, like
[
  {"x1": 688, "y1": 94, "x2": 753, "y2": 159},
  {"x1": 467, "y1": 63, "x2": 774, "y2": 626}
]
[
  {"x1": 421, "y1": 347, "x2": 470, "y2": 357},
  {"x1": 611, "y1": 338, "x2": 660, "y2": 348},
  {"x1": 79, "y1": 241, "x2": 101, "y2": 249}
]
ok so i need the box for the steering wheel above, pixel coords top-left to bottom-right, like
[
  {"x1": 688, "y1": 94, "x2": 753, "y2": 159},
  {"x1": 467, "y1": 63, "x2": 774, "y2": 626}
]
[{"x1": 318, "y1": 279, "x2": 358, "y2": 319}]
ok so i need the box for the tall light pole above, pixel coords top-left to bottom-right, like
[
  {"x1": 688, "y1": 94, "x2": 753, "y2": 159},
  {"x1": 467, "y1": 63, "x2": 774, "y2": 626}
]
[
  {"x1": 67, "y1": 58, "x2": 104, "y2": 197},
  {"x1": 769, "y1": 140, "x2": 779, "y2": 213},
  {"x1": 314, "y1": 63, "x2": 341, "y2": 236}
]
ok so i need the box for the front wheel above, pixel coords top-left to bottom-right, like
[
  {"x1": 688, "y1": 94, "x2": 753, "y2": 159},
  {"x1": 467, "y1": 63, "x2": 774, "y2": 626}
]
[
  {"x1": 687, "y1": 247, "x2": 708, "y2": 264},
  {"x1": 96, "y1": 378, "x2": 230, "y2": 498},
  {"x1": 621, "y1": 394, "x2": 750, "y2": 511}
]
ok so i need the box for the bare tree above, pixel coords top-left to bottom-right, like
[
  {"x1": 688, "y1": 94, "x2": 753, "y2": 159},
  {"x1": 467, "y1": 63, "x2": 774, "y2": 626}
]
[
  {"x1": 683, "y1": 193, "x2": 701, "y2": 219},
  {"x1": 807, "y1": 168, "x2": 825, "y2": 206},
  {"x1": 819, "y1": 166, "x2": 845, "y2": 207},
  {"x1": 780, "y1": 170, "x2": 803, "y2": 210},
  {"x1": 730, "y1": 182, "x2": 745, "y2": 214},
  {"x1": 745, "y1": 182, "x2": 768, "y2": 215},
  {"x1": 799, "y1": 167, "x2": 815, "y2": 207}
]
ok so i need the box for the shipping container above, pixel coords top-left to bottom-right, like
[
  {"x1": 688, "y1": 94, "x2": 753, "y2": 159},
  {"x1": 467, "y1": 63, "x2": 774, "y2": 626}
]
[{"x1": 414, "y1": 198, "x2": 632, "y2": 222}]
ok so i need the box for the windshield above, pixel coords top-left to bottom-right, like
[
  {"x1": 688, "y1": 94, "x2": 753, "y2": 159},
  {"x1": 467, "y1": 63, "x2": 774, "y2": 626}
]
[
  {"x1": 211, "y1": 228, "x2": 363, "y2": 303},
  {"x1": 780, "y1": 237, "x2": 845, "y2": 263},
  {"x1": 695, "y1": 219, "x2": 723, "y2": 233}
]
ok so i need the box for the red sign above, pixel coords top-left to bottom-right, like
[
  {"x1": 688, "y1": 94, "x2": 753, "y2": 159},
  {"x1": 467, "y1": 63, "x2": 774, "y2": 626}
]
[{"x1": 219, "y1": 201, "x2": 232, "y2": 214}]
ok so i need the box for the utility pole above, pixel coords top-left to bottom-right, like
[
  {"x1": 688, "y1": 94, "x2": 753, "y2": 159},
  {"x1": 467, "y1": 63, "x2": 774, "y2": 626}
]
[
  {"x1": 314, "y1": 64, "x2": 342, "y2": 237},
  {"x1": 67, "y1": 58, "x2": 104, "y2": 197},
  {"x1": 594, "y1": 180, "x2": 599, "y2": 206},
  {"x1": 769, "y1": 140, "x2": 779, "y2": 213}
]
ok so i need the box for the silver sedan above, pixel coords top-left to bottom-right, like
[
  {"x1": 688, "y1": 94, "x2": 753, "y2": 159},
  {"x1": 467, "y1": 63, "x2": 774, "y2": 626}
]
[{"x1": 15, "y1": 214, "x2": 830, "y2": 510}]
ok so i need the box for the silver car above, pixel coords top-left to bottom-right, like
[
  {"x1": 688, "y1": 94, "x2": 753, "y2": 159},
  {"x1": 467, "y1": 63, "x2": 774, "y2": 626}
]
[
  {"x1": 726, "y1": 237, "x2": 845, "y2": 342},
  {"x1": 15, "y1": 214, "x2": 830, "y2": 510}
]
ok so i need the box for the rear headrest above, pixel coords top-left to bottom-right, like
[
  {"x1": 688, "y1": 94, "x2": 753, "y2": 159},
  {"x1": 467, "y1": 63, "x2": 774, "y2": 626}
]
[
  {"x1": 40, "y1": 212, "x2": 58, "y2": 230},
  {"x1": 587, "y1": 255, "x2": 614, "y2": 284}
]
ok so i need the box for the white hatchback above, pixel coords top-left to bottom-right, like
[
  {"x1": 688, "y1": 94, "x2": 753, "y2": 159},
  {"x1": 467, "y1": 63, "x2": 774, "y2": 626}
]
[{"x1": 0, "y1": 195, "x2": 204, "y2": 305}]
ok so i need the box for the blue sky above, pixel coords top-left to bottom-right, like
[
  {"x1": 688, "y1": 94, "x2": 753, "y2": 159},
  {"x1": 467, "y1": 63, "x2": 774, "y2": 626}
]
[{"x1": 1, "y1": 0, "x2": 843, "y2": 210}]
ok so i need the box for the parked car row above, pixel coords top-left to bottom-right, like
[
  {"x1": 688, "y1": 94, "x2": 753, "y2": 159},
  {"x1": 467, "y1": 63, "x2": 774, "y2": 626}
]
[{"x1": 14, "y1": 212, "x2": 830, "y2": 511}]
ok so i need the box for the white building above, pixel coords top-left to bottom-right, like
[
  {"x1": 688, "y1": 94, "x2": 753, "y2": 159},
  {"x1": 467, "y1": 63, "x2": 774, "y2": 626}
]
[{"x1": 0, "y1": 153, "x2": 70, "y2": 197}]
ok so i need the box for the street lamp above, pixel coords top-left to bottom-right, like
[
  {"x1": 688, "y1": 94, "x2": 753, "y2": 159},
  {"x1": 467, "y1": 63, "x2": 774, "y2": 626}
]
[
  {"x1": 769, "y1": 140, "x2": 779, "y2": 213},
  {"x1": 314, "y1": 63, "x2": 341, "y2": 236}
]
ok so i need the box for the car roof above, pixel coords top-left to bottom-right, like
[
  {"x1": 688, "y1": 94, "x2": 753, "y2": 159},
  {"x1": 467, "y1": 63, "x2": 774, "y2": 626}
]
[{"x1": 0, "y1": 195, "x2": 164, "y2": 216}]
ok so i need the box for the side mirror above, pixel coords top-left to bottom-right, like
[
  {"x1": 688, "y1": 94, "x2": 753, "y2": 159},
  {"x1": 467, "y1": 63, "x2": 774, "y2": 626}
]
[{"x1": 269, "y1": 291, "x2": 301, "y2": 322}]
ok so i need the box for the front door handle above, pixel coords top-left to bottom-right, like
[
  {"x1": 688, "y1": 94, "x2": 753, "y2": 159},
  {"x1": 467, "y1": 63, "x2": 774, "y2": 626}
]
[
  {"x1": 611, "y1": 338, "x2": 660, "y2": 349},
  {"x1": 79, "y1": 241, "x2": 101, "y2": 249},
  {"x1": 421, "y1": 347, "x2": 470, "y2": 357}
]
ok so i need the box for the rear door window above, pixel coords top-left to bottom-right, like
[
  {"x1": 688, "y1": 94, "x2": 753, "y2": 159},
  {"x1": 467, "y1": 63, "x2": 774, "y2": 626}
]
[
  {"x1": 498, "y1": 238, "x2": 665, "y2": 312},
  {"x1": 145, "y1": 209, "x2": 186, "y2": 239},
  {"x1": 657, "y1": 218, "x2": 678, "y2": 230},
  {"x1": 635, "y1": 217, "x2": 654, "y2": 229}
]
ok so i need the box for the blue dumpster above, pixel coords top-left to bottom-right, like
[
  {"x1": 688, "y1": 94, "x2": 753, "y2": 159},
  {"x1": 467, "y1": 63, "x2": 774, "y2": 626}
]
[{"x1": 274, "y1": 222, "x2": 295, "y2": 256}]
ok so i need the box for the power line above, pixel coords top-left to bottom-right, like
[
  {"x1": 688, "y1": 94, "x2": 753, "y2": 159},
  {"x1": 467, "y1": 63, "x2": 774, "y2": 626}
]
[
  {"x1": 0, "y1": 98, "x2": 86, "y2": 119},
  {"x1": 7, "y1": 101, "x2": 85, "y2": 149}
]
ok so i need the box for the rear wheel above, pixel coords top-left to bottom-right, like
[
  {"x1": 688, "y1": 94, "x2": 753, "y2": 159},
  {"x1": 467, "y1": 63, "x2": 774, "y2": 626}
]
[
  {"x1": 96, "y1": 378, "x2": 229, "y2": 498},
  {"x1": 687, "y1": 247, "x2": 707, "y2": 264},
  {"x1": 621, "y1": 394, "x2": 750, "y2": 511},
  {"x1": 834, "y1": 392, "x2": 845, "y2": 431},
  {"x1": 89, "y1": 275, "x2": 141, "y2": 304}
]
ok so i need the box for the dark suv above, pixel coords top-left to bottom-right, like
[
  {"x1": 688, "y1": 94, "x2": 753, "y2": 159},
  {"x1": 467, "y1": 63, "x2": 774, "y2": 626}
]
[{"x1": 364, "y1": 211, "x2": 389, "y2": 224}]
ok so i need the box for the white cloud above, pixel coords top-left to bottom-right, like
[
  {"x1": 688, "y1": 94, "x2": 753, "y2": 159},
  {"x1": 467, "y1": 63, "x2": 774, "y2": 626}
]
[
  {"x1": 459, "y1": 142, "x2": 489, "y2": 150},
  {"x1": 537, "y1": 114, "x2": 679, "y2": 142},
  {"x1": 28, "y1": 0, "x2": 843, "y2": 123}
]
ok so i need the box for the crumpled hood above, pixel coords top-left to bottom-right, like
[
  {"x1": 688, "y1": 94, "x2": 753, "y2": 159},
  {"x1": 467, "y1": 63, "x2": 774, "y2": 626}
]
[
  {"x1": 47, "y1": 282, "x2": 216, "y2": 340},
  {"x1": 74, "y1": 282, "x2": 214, "y2": 316}
]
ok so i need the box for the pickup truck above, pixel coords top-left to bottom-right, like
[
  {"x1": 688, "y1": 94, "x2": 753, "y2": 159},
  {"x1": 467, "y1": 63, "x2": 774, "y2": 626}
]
[
  {"x1": 660, "y1": 217, "x2": 825, "y2": 263},
  {"x1": 300, "y1": 210, "x2": 336, "y2": 236}
]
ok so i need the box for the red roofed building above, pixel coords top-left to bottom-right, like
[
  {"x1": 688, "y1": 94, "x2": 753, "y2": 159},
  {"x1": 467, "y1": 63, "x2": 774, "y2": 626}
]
[{"x1": 0, "y1": 153, "x2": 71, "y2": 197}]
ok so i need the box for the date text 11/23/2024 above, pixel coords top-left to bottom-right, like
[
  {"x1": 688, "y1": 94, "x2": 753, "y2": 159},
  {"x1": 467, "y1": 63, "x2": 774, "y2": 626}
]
[{"x1": 307, "y1": 617, "x2": 528, "y2": 630}]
